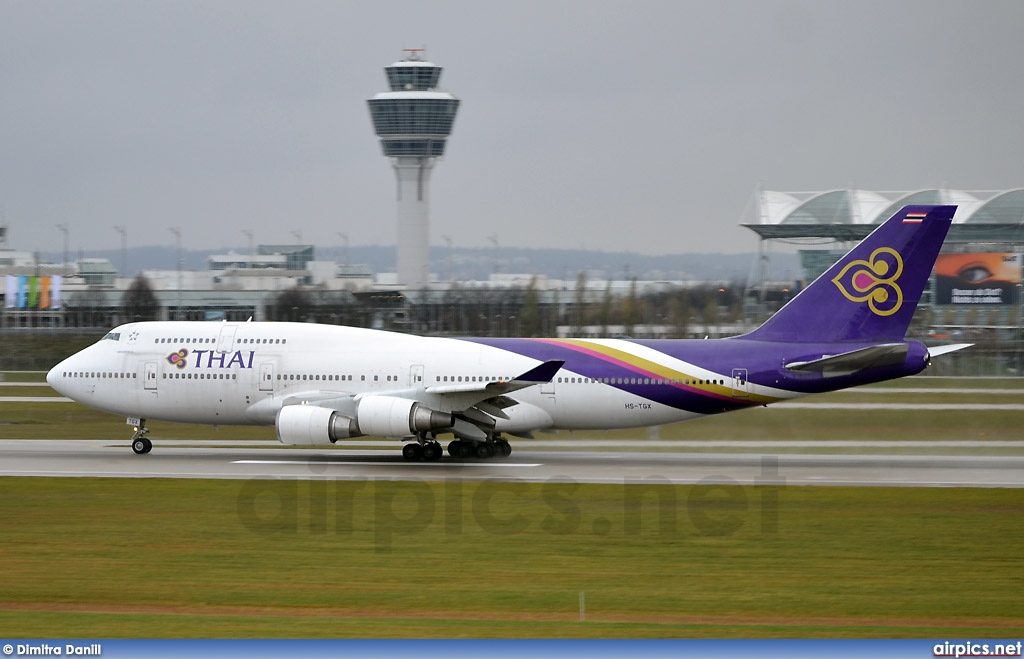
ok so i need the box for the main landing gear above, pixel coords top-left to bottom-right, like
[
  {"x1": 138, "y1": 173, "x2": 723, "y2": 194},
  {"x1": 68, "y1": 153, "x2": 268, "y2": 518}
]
[
  {"x1": 400, "y1": 434, "x2": 512, "y2": 461},
  {"x1": 402, "y1": 440, "x2": 443, "y2": 461},
  {"x1": 448, "y1": 438, "x2": 511, "y2": 459},
  {"x1": 131, "y1": 420, "x2": 152, "y2": 455}
]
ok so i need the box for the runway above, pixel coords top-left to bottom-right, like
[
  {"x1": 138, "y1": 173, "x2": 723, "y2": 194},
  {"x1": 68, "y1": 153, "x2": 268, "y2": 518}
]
[{"x1": 0, "y1": 439, "x2": 1021, "y2": 488}]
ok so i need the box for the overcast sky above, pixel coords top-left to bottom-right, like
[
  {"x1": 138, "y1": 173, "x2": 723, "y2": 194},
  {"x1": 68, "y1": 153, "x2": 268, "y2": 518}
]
[{"x1": 2, "y1": 1, "x2": 1023, "y2": 258}]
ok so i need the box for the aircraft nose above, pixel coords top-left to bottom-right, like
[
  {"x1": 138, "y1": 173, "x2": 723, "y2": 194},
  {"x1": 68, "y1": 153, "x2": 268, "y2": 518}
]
[{"x1": 47, "y1": 360, "x2": 67, "y2": 395}]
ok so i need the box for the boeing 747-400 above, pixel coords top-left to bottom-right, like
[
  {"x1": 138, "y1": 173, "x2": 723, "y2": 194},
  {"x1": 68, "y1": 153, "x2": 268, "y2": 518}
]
[{"x1": 48, "y1": 205, "x2": 969, "y2": 459}]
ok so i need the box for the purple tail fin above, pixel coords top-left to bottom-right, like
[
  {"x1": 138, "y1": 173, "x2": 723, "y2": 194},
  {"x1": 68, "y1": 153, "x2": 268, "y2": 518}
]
[{"x1": 744, "y1": 205, "x2": 955, "y2": 343}]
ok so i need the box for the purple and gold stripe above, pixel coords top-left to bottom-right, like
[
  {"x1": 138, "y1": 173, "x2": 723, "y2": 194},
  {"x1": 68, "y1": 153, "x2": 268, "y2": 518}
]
[{"x1": 463, "y1": 337, "x2": 780, "y2": 413}]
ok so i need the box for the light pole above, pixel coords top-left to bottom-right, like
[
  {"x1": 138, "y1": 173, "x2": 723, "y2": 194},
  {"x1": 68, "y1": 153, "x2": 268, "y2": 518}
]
[
  {"x1": 338, "y1": 232, "x2": 349, "y2": 266},
  {"x1": 169, "y1": 227, "x2": 182, "y2": 320},
  {"x1": 488, "y1": 234, "x2": 499, "y2": 278},
  {"x1": 114, "y1": 226, "x2": 127, "y2": 277},
  {"x1": 55, "y1": 224, "x2": 69, "y2": 274},
  {"x1": 242, "y1": 229, "x2": 253, "y2": 258},
  {"x1": 442, "y1": 234, "x2": 453, "y2": 284}
]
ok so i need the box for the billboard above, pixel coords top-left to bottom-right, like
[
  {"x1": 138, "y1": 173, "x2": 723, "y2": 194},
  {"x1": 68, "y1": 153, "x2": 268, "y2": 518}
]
[
  {"x1": 4, "y1": 275, "x2": 63, "y2": 310},
  {"x1": 934, "y1": 253, "x2": 1021, "y2": 305}
]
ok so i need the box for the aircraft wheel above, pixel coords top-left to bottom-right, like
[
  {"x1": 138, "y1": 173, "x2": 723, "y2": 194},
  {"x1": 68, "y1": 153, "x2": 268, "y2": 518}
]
[
  {"x1": 450, "y1": 440, "x2": 473, "y2": 458},
  {"x1": 495, "y1": 439, "x2": 512, "y2": 457},
  {"x1": 474, "y1": 442, "x2": 493, "y2": 459},
  {"x1": 402, "y1": 443, "x2": 423, "y2": 461},
  {"x1": 422, "y1": 442, "x2": 442, "y2": 461},
  {"x1": 132, "y1": 437, "x2": 152, "y2": 455}
]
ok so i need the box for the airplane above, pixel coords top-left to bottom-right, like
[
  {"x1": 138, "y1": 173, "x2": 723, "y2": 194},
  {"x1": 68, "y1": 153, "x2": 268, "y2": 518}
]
[{"x1": 47, "y1": 205, "x2": 970, "y2": 459}]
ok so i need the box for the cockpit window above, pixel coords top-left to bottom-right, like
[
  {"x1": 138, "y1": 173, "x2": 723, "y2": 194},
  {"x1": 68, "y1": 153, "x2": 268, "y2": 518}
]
[{"x1": 100, "y1": 332, "x2": 121, "y2": 341}]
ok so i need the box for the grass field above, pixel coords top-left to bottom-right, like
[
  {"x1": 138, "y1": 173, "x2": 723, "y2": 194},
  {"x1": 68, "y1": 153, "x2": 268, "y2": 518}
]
[
  {"x1": 0, "y1": 334, "x2": 102, "y2": 371},
  {"x1": 1, "y1": 374, "x2": 1023, "y2": 638},
  {"x1": 0, "y1": 478, "x2": 1022, "y2": 638},
  {"x1": 0, "y1": 371, "x2": 49, "y2": 383}
]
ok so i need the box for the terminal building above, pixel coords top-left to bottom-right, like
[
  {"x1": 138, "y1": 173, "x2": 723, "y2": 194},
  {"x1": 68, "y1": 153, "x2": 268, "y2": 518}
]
[{"x1": 0, "y1": 236, "x2": 375, "y2": 329}]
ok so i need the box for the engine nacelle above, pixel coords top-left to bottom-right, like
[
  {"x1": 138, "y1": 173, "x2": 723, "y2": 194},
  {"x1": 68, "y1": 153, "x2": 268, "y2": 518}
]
[
  {"x1": 355, "y1": 395, "x2": 453, "y2": 438},
  {"x1": 276, "y1": 397, "x2": 453, "y2": 445},
  {"x1": 276, "y1": 405, "x2": 360, "y2": 446}
]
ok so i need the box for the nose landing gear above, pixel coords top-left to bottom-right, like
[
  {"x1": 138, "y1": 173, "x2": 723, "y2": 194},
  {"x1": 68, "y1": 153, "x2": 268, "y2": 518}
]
[{"x1": 130, "y1": 420, "x2": 152, "y2": 455}]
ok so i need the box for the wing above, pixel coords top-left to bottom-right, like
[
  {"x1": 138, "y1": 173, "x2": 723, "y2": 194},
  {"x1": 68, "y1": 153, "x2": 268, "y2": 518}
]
[
  {"x1": 424, "y1": 359, "x2": 564, "y2": 396},
  {"x1": 267, "y1": 359, "x2": 565, "y2": 442},
  {"x1": 419, "y1": 359, "x2": 564, "y2": 439}
]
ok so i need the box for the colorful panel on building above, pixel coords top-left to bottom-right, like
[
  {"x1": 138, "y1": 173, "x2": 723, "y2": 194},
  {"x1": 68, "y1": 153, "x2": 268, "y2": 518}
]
[
  {"x1": 934, "y1": 253, "x2": 1021, "y2": 305},
  {"x1": 4, "y1": 275, "x2": 63, "y2": 309}
]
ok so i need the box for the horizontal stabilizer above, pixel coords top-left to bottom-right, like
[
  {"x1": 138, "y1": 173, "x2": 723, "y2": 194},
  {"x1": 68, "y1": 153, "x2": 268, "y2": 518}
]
[
  {"x1": 786, "y1": 343, "x2": 909, "y2": 377},
  {"x1": 928, "y1": 343, "x2": 973, "y2": 358}
]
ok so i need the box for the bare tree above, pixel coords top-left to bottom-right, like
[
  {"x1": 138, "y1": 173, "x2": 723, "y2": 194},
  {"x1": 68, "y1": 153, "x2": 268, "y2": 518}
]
[
  {"x1": 573, "y1": 270, "x2": 588, "y2": 335},
  {"x1": 121, "y1": 275, "x2": 159, "y2": 321},
  {"x1": 271, "y1": 287, "x2": 314, "y2": 322},
  {"x1": 520, "y1": 276, "x2": 541, "y2": 337}
]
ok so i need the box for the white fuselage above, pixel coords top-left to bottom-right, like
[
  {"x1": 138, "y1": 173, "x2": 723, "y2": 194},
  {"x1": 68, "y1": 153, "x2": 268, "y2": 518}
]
[{"x1": 47, "y1": 321, "x2": 797, "y2": 436}]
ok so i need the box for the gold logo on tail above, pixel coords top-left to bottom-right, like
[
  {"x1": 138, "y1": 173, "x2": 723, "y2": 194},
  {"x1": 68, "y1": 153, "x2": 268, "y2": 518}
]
[{"x1": 831, "y1": 247, "x2": 904, "y2": 316}]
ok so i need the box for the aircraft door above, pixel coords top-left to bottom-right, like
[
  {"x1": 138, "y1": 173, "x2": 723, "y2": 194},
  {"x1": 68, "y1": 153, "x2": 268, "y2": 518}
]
[
  {"x1": 409, "y1": 364, "x2": 424, "y2": 387},
  {"x1": 145, "y1": 362, "x2": 158, "y2": 391},
  {"x1": 731, "y1": 368, "x2": 749, "y2": 398},
  {"x1": 217, "y1": 325, "x2": 237, "y2": 353},
  {"x1": 258, "y1": 363, "x2": 274, "y2": 392}
]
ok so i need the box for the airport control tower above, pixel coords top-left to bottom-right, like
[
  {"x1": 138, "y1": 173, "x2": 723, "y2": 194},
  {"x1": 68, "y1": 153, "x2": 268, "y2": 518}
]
[{"x1": 368, "y1": 49, "x2": 460, "y2": 289}]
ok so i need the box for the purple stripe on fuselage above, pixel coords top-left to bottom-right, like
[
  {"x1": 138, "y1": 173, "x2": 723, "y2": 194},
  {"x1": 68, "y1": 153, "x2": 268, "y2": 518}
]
[
  {"x1": 461, "y1": 336, "x2": 931, "y2": 400},
  {"x1": 530, "y1": 338, "x2": 741, "y2": 404},
  {"x1": 460, "y1": 337, "x2": 758, "y2": 415}
]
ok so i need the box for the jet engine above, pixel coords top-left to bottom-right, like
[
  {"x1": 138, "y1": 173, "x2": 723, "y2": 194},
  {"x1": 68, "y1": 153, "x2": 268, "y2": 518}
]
[
  {"x1": 276, "y1": 397, "x2": 453, "y2": 446},
  {"x1": 356, "y1": 396, "x2": 453, "y2": 438}
]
